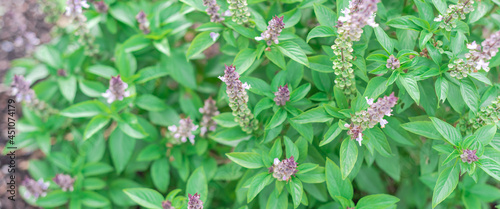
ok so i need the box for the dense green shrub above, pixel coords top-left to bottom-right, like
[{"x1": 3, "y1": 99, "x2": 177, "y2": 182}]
[{"x1": 5, "y1": 0, "x2": 500, "y2": 208}]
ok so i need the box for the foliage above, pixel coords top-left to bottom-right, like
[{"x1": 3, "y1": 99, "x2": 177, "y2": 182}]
[{"x1": 5, "y1": 0, "x2": 500, "y2": 208}]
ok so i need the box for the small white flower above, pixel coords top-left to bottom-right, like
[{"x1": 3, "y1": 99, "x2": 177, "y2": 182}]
[
  {"x1": 242, "y1": 82, "x2": 251, "y2": 90},
  {"x1": 210, "y1": 32, "x2": 220, "y2": 42},
  {"x1": 168, "y1": 125, "x2": 177, "y2": 132},
  {"x1": 218, "y1": 76, "x2": 226, "y2": 82},
  {"x1": 367, "y1": 13, "x2": 379, "y2": 27},
  {"x1": 255, "y1": 36, "x2": 263, "y2": 41},
  {"x1": 274, "y1": 158, "x2": 280, "y2": 165},
  {"x1": 476, "y1": 59, "x2": 489, "y2": 70},
  {"x1": 467, "y1": 41, "x2": 479, "y2": 50},
  {"x1": 365, "y1": 97, "x2": 374, "y2": 105},
  {"x1": 379, "y1": 119, "x2": 388, "y2": 128},
  {"x1": 356, "y1": 133, "x2": 363, "y2": 146},
  {"x1": 344, "y1": 123, "x2": 350, "y2": 128},
  {"x1": 223, "y1": 10, "x2": 232, "y2": 16},
  {"x1": 434, "y1": 15, "x2": 443, "y2": 22}
]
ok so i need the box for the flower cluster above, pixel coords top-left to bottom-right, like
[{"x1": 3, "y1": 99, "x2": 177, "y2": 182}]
[
  {"x1": 227, "y1": 0, "x2": 251, "y2": 25},
  {"x1": 102, "y1": 75, "x2": 131, "y2": 104},
  {"x1": 255, "y1": 16, "x2": 285, "y2": 46},
  {"x1": 332, "y1": 0, "x2": 380, "y2": 99},
  {"x1": 434, "y1": 0, "x2": 474, "y2": 31},
  {"x1": 345, "y1": 93, "x2": 398, "y2": 145},
  {"x1": 188, "y1": 193, "x2": 204, "y2": 209},
  {"x1": 386, "y1": 55, "x2": 400, "y2": 70},
  {"x1": 219, "y1": 65, "x2": 258, "y2": 134},
  {"x1": 93, "y1": 1, "x2": 109, "y2": 13},
  {"x1": 168, "y1": 117, "x2": 198, "y2": 145},
  {"x1": 467, "y1": 96, "x2": 500, "y2": 130},
  {"x1": 449, "y1": 31, "x2": 500, "y2": 79},
  {"x1": 203, "y1": 0, "x2": 224, "y2": 23},
  {"x1": 162, "y1": 200, "x2": 175, "y2": 209},
  {"x1": 274, "y1": 84, "x2": 290, "y2": 106},
  {"x1": 269, "y1": 156, "x2": 298, "y2": 182},
  {"x1": 136, "y1": 11, "x2": 151, "y2": 34},
  {"x1": 199, "y1": 97, "x2": 219, "y2": 136},
  {"x1": 460, "y1": 149, "x2": 479, "y2": 164},
  {"x1": 10, "y1": 75, "x2": 36, "y2": 103},
  {"x1": 53, "y1": 174, "x2": 75, "y2": 191},
  {"x1": 64, "y1": 0, "x2": 89, "y2": 18},
  {"x1": 22, "y1": 177, "x2": 49, "y2": 199}
]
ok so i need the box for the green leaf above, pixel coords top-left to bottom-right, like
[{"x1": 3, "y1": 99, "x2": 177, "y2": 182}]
[
  {"x1": 340, "y1": 139, "x2": 358, "y2": 179},
  {"x1": 473, "y1": 125, "x2": 497, "y2": 146},
  {"x1": 82, "y1": 162, "x2": 113, "y2": 176},
  {"x1": 267, "y1": 108, "x2": 287, "y2": 130},
  {"x1": 478, "y1": 151, "x2": 500, "y2": 181},
  {"x1": 374, "y1": 26, "x2": 394, "y2": 54},
  {"x1": 365, "y1": 127, "x2": 392, "y2": 157},
  {"x1": 292, "y1": 106, "x2": 332, "y2": 124},
  {"x1": 432, "y1": 165, "x2": 459, "y2": 208},
  {"x1": 266, "y1": 188, "x2": 288, "y2": 209},
  {"x1": 151, "y1": 158, "x2": 170, "y2": 193},
  {"x1": 109, "y1": 129, "x2": 136, "y2": 174},
  {"x1": 247, "y1": 173, "x2": 274, "y2": 202},
  {"x1": 186, "y1": 31, "x2": 217, "y2": 59},
  {"x1": 79, "y1": 79, "x2": 106, "y2": 97},
  {"x1": 285, "y1": 136, "x2": 300, "y2": 160},
  {"x1": 401, "y1": 121, "x2": 442, "y2": 139},
  {"x1": 399, "y1": 75, "x2": 420, "y2": 105},
  {"x1": 265, "y1": 46, "x2": 286, "y2": 69},
  {"x1": 430, "y1": 117, "x2": 461, "y2": 146},
  {"x1": 356, "y1": 194, "x2": 400, "y2": 209},
  {"x1": 164, "y1": 50, "x2": 197, "y2": 89},
  {"x1": 313, "y1": 4, "x2": 337, "y2": 27},
  {"x1": 57, "y1": 75, "x2": 77, "y2": 103},
  {"x1": 34, "y1": 45, "x2": 62, "y2": 68},
  {"x1": 124, "y1": 188, "x2": 163, "y2": 209},
  {"x1": 81, "y1": 191, "x2": 110, "y2": 208},
  {"x1": 289, "y1": 83, "x2": 311, "y2": 102},
  {"x1": 459, "y1": 79, "x2": 479, "y2": 113},
  {"x1": 306, "y1": 26, "x2": 336, "y2": 42},
  {"x1": 432, "y1": 0, "x2": 447, "y2": 15},
  {"x1": 276, "y1": 41, "x2": 309, "y2": 67},
  {"x1": 320, "y1": 123, "x2": 342, "y2": 146},
  {"x1": 270, "y1": 138, "x2": 282, "y2": 160},
  {"x1": 60, "y1": 100, "x2": 107, "y2": 118},
  {"x1": 136, "y1": 94, "x2": 168, "y2": 111},
  {"x1": 435, "y1": 76, "x2": 449, "y2": 103},
  {"x1": 84, "y1": 115, "x2": 110, "y2": 140},
  {"x1": 187, "y1": 167, "x2": 208, "y2": 202},
  {"x1": 234, "y1": 48, "x2": 257, "y2": 74},
  {"x1": 226, "y1": 152, "x2": 264, "y2": 169},
  {"x1": 212, "y1": 112, "x2": 238, "y2": 128},
  {"x1": 288, "y1": 178, "x2": 303, "y2": 208},
  {"x1": 326, "y1": 158, "x2": 353, "y2": 200},
  {"x1": 280, "y1": 8, "x2": 301, "y2": 28},
  {"x1": 118, "y1": 114, "x2": 148, "y2": 139},
  {"x1": 383, "y1": 117, "x2": 415, "y2": 146},
  {"x1": 36, "y1": 191, "x2": 69, "y2": 208},
  {"x1": 210, "y1": 127, "x2": 252, "y2": 146},
  {"x1": 386, "y1": 16, "x2": 421, "y2": 31},
  {"x1": 153, "y1": 38, "x2": 171, "y2": 56}
]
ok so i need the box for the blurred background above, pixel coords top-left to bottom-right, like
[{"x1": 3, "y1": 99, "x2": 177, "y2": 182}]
[{"x1": 0, "y1": 0, "x2": 58, "y2": 208}]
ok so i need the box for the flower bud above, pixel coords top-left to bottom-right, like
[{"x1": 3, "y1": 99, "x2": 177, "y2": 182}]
[
  {"x1": 199, "y1": 97, "x2": 219, "y2": 136},
  {"x1": 274, "y1": 84, "x2": 290, "y2": 106},
  {"x1": 168, "y1": 117, "x2": 198, "y2": 144},
  {"x1": 269, "y1": 156, "x2": 298, "y2": 182},
  {"x1": 53, "y1": 174, "x2": 75, "y2": 192},
  {"x1": 188, "y1": 193, "x2": 204, "y2": 209},
  {"x1": 102, "y1": 75, "x2": 131, "y2": 103},
  {"x1": 10, "y1": 75, "x2": 36, "y2": 103},
  {"x1": 460, "y1": 149, "x2": 478, "y2": 164},
  {"x1": 22, "y1": 177, "x2": 49, "y2": 199}
]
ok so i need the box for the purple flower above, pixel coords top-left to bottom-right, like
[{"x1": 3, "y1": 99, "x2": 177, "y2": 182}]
[
  {"x1": 386, "y1": 55, "x2": 400, "y2": 70},
  {"x1": 10, "y1": 75, "x2": 36, "y2": 103},
  {"x1": 102, "y1": 75, "x2": 130, "y2": 103},
  {"x1": 188, "y1": 193, "x2": 204, "y2": 209},
  {"x1": 210, "y1": 32, "x2": 219, "y2": 42},
  {"x1": 274, "y1": 84, "x2": 290, "y2": 106},
  {"x1": 255, "y1": 16, "x2": 285, "y2": 46},
  {"x1": 203, "y1": 0, "x2": 224, "y2": 23},
  {"x1": 449, "y1": 31, "x2": 500, "y2": 79},
  {"x1": 346, "y1": 93, "x2": 398, "y2": 146},
  {"x1": 65, "y1": 0, "x2": 89, "y2": 17},
  {"x1": 22, "y1": 177, "x2": 49, "y2": 199},
  {"x1": 199, "y1": 97, "x2": 220, "y2": 136},
  {"x1": 332, "y1": 0, "x2": 380, "y2": 98},
  {"x1": 162, "y1": 200, "x2": 175, "y2": 209},
  {"x1": 136, "y1": 11, "x2": 150, "y2": 34},
  {"x1": 219, "y1": 64, "x2": 258, "y2": 133},
  {"x1": 53, "y1": 174, "x2": 75, "y2": 192},
  {"x1": 168, "y1": 117, "x2": 198, "y2": 144},
  {"x1": 269, "y1": 156, "x2": 298, "y2": 182},
  {"x1": 93, "y1": 1, "x2": 109, "y2": 13},
  {"x1": 460, "y1": 149, "x2": 478, "y2": 164}
]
